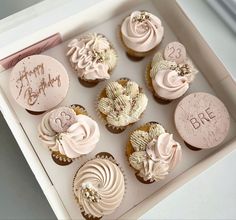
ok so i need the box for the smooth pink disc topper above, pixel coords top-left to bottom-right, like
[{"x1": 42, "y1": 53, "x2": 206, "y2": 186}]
[
  {"x1": 174, "y1": 92, "x2": 230, "y2": 149},
  {"x1": 9, "y1": 55, "x2": 69, "y2": 112}
]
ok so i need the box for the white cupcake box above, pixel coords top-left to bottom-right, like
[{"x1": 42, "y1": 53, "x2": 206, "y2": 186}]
[{"x1": 0, "y1": 0, "x2": 236, "y2": 219}]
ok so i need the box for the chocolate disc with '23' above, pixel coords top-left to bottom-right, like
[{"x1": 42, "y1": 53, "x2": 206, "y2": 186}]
[
  {"x1": 164, "y1": 41, "x2": 186, "y2": 64},
  {"x1": 174, "y1": 92, "x2": 230, "y2": 149},
  {"x1": 49, "y1": 107, "x2": 77, "y2": 133},
  {"x1": 9, "y1": 55, "x2": 69, "y2": 112}
]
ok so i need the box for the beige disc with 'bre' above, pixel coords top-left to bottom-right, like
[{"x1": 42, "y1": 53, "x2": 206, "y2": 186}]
[
  {"x1": 9, "y1": 55, "x2": 69, "y2": 112},
  {"x1": 174, "y1": 92, "x2": 230, "y2": 149}
]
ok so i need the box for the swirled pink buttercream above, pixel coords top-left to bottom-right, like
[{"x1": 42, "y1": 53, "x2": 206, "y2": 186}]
[
  {"x1": 121, "y1": 11, "x2": 164, "y2": 52},
  {"x1": 146, "y1": 133, "x2": 182, "y2": 170},
  {"x1": 67, "y1": 33, "x2": 116, "y2": 80},
  {"x1": 152, "y1": 69, "x2": 190, "y2": 100},
  {"x1": 39, "y1": 111, "x2": 100, "y2": 159}
]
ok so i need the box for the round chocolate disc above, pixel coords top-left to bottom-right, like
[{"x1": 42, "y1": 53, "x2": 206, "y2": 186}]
[
  {"x1": 9, "y1": 55, "x2": 69, "y2": 112},
  {"x1": 49, "y1": 107, "x2": 77, "y2": 133},
  {"x1": 174, "y1": 92, "x2": 230, "y2": 149},
  {"x1": 164, "y1": 41, "x2": 186, "y2": 64}
]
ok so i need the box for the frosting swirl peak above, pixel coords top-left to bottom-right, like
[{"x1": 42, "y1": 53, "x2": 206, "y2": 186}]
[
  {"x1": 152, "y1": 69, "x2": 190, "y2": 100},
  {"x1": 73, "y1": 158, "x2": 125, "y2": 218},
  {"x1": 121, "y1": 11, "x2": 164, "y2": 52},
  {"x1": 146, "y1": 133, "x2": 182, "y2": 170},
  {"x1": 67, "y1": 33, "x2": 117, "y2": 80},
  {"x1": 38, "y1": 108, "x2": 100, "y2": 159}
]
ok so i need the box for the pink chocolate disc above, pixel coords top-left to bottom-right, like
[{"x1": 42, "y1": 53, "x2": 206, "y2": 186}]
[
  {"x1": 49, "y1": 107, "x2": 77, "y2": 133},
  {"x1": 164, "y1": 41, "x2": 186, "y2": 64},
  {"x1": 9, "y1": 55, "x2": 69, "y2": 112},
  {"x1": 174, "y1": 92, "x2": 230, "y2": 149}
]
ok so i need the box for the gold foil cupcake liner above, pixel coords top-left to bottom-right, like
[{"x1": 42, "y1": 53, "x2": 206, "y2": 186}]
[
  {"x1": 72, "y1": 152, "x2": 127, "y2": 220},
  {"x1": 51, "y1": 150, "x2": 73, "y2": 166},
  {"x1": 70, "y1": 104, "x2": 88, "y2": 116},
  {"x1": 145, "y1": 62, "x2": 154, "y2": 92}
]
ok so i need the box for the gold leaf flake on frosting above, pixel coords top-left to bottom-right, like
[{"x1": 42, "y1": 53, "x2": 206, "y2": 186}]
[
  {"x1": 149, "y1": 124, "x2": 165, "y2": 139},
  {"x1": 125, "y1": 81, "x2": 139, "y2": 98},
  {"x1": 81, "y1": 182, "x2": 101, "y2": 203},
  {"x1": 132, "y1": 11, "x2": 151, "y2": 23},
  {"x1": 98, "y1": 80, "x2": 148, "y2": 127},
  {"x1": 67, "y1": 33, "x2": 117, "y2": 80},
  {"x1": 129, "y1": 151, "x2": 147, "y2": 171},
  {"x1": 150, "y1": 51, "x2": 198, "y2": 82},
  {"x1": 105, "y1": 82, "x2": 124, "y2": 99},
  {"x1": 97, "y1": 98, "x2": 114, "y2": 115},
  {"x1": 130, "y1": 130, "x2": 150, "y2": 151},
  {"x1": 114, "y1": 95, "x2": 131, "y2": 115},
  {"x1": 100, "y1": 48, "x2": 117, "y2": 71}
]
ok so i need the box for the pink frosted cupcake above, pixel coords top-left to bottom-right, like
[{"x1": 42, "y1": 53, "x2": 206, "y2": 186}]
[
  {"x1": 120, "y1": 11, "x2": 164, "y2": 60},
  {"x1": 145, "y1": 41, "x2": 198, "y2": 104},
  {"x1": 38, "y1": 105, "x2": 100, "y2": 165},
  {"x1": 126, "y1": 122, "x2": 182, "y2": 184},
  {"x1": 73, "y1": 153, "x2": 125, "y2": 219},
  {"x1": 67, "y1": 33, "x2": 117, "y2": 87}
]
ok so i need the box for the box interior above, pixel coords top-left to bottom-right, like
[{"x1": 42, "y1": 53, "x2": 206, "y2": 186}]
[{"x1": 0, "y1": 0, "x2": 236, "y2": 219}]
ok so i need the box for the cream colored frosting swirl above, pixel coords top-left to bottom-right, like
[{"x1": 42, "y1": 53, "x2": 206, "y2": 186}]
[
  {"x1": 121, "y1": 11, "x2": 164, "y2": 52},
  {"x1": 146, "y1": 133, "x2": 182, "y2": 170},
  {"x1": 67, "y1": 33, "x2": 117, "y2": 80},
  {"x1": 152, "y1": 69, "x2": 190, "y2": 100},
  {"x1": 38, "y1": 110, "x2": 58, "y2": 151},
  {"x1": 98, "y1": 80, "x2": 148, "y2": 127},
  {"x1": 38, "y1": 111, "x2": 100, "y2": 159},
  {"x1": 73, "y1": 158, "x2": 125, "y2": 218}
]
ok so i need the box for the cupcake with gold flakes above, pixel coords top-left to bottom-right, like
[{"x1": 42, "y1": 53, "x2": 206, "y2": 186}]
[
  {"x1": 73, "y1": 153, "x2": 125, "y2": 220},
  {"x1": 146, "y1": 41, "x2": 198, "y2": 104},
  {"x1": 38, "y1": 105, "x2": 100, "y2": 165},
  {"x1": 67, "y1": 33, "x2": 117, "y2": 87},
  {"x1": 126, "y1": 122, "x2": 182, "y2": 184},
  {"x1": 97, "y1": 78, "x2": 148, "y2": 134},
  {"x1": 120, "y1": 10, "x2": 164, "y2": 60}
]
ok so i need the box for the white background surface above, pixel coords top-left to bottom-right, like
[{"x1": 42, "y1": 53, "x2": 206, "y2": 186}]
[{"x1": 0, "y1": 0, "x2": 236, "y2": 219}]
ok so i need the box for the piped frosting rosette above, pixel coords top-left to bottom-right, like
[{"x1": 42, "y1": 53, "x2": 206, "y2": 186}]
[
  {"x1": 127, "y1": 122, "x2": 182, "y2": 182},
  {"x1": 73, "y1": 155, "x2": 125, "y2": 218},
  {"x1": 149, "y1": 42, "x2": 198, "y2": 100},
  {"x1": 67, "y1": 33, "x2": 117, "y2": 81},
  {"x1": 97, "y1": 79, "x2": 148, "y2": 132},
  {"x1": 121, "y1": 11, "x2": 164, "y2": 53},
  {"x1": 38, "y1": 106, "x2": 100, "y2": 160}
]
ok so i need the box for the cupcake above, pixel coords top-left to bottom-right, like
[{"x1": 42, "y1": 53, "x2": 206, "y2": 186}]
[
  {"x1": 73, "y1": 153, "x2": 125, "y2": 219},
  {"x1": 174, "y1": 92, "x2": 230, "y2": 151},
  {"x1": 9, "y1": 55, "x2": 69, "y2": 115},
  {"x1": 120, "y1": 11, "x2": 164, "y2": 60},
  {"x1": 67, "y1": 33, "x2": 117, "y2": 87},
  {"x1": 38, "y1": 105, "x2": 100, "y2": 165},
  {"x1": 126, "y1": 122, "x2": 182, "y2": 184},
  {"x1": 146, "y1": 41, "x2": 198, "y2": 104},
  {"x1": 97, "y1": 78, "x2": 148, "y2": 134}
]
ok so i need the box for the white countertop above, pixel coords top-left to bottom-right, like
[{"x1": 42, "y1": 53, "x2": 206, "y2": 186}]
[{"x1": 0, "y1": 0, "x2": 235, "y2": 219}]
